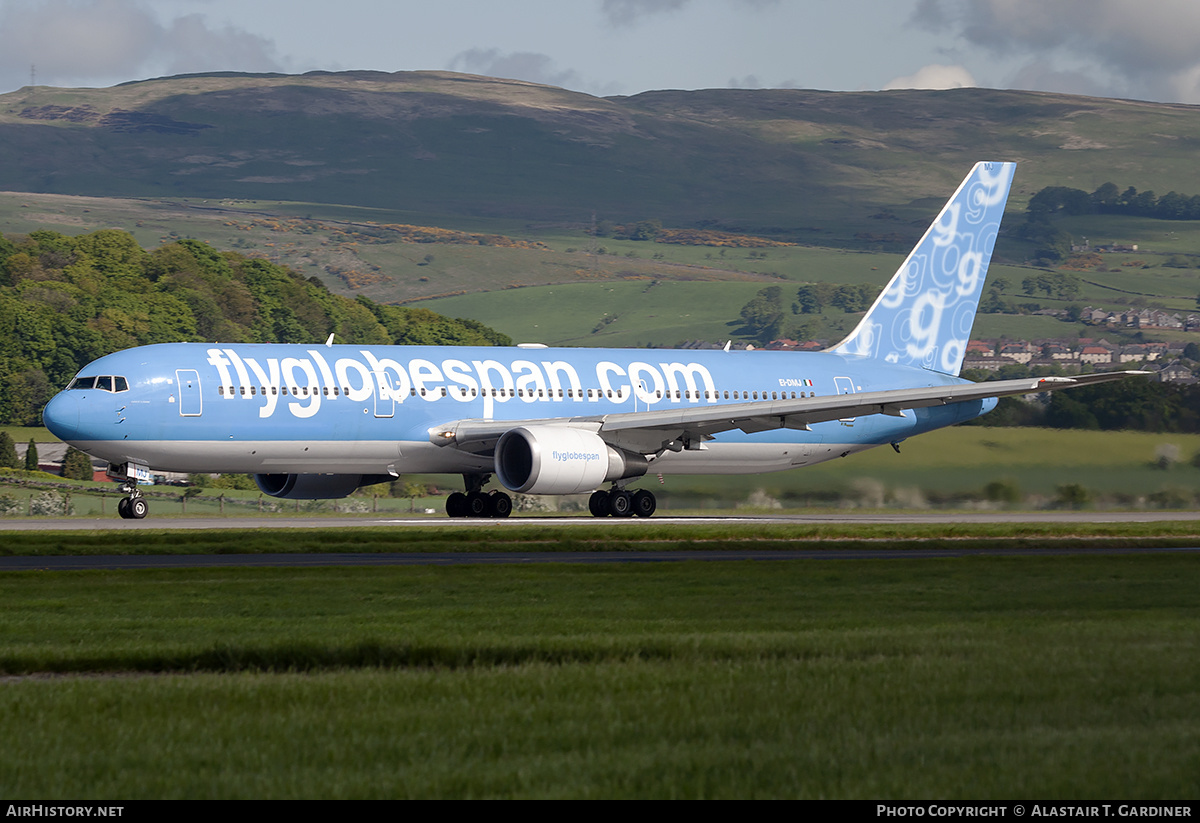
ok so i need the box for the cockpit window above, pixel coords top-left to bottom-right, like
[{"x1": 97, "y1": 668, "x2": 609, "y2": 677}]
[{"x1": 67, "y1": 375, "x2": 128, "y2": 392}]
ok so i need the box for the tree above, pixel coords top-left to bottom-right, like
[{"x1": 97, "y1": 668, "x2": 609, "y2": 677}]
[
  {"x1": 24, "y1": 439, "x2": 38, "y2": 471},
  {"x1": 61, "y1": 447, "x2": 93, "y2": 481},
  {"x1": 1091, "y1": 182, "x2": 1120, "y2": 211},
  {"x1": 628, "y1": 219, "x2": 662, "y2": 241},
  {"x1": 392, "y1": 480, "x2": 428, "y2": 512},
  {"x1": 0, "y1": 432, "x2": 17, "y2": 468},
  {"x1": 794, "y1": 284, "x2": 834, "y2": 315},
  {"x1": 738, "y1": 286, "x2": 785, "y2": 344}
]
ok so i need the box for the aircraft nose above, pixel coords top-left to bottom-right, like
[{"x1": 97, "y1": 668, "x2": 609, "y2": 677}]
[{"x1": 42, "y1": 392, "x2": 80, "y2": 440}]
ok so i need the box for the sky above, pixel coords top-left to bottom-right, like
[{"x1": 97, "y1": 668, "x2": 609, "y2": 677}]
[{"x1": 2, "y1": 0, "x2": 1200, "y2": 104}]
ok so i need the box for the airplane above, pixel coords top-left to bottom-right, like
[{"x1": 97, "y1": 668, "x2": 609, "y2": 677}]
[{"x1": 41, "y1": 162, "x2": 1145, "y2": 519}]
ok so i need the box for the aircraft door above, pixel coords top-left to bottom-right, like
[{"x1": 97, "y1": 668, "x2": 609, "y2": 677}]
[
  {"x1": 175, "y1": 369, "x2": 202, "y2": 417},
  {"x1": 834, "y1": 376, "x2": 856, "y2": 424},
  {"x1": 374, "y1": 371, "x2": 395, "y2": 418}
]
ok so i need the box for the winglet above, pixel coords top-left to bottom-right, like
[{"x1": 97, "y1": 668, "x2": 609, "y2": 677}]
[{"x1": 829, "y1": 162, "x2": 1017, "y2": 376}]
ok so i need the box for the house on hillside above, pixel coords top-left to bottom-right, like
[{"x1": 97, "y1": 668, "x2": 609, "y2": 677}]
[
  {"x1": 1079, "y1": 346, "x2": 1113, "y2": 365},
  {"x1": 1155, "y1": 360, "x2": 1197, "y2": 384}
]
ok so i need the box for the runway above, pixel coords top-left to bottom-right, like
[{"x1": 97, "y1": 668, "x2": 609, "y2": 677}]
[{"x1": 2, "y1": 510, "x2": 1200, "y2": 531}]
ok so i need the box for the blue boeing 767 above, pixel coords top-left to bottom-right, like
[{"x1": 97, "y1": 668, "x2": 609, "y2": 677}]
[{"x1": 42, "y1": 162, "x2": 1143, "y2": 518}]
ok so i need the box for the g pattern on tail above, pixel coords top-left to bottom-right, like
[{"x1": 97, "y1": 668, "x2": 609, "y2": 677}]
[{"x1": 831, "y1": 162, "x2": 1016, "y2": 376}]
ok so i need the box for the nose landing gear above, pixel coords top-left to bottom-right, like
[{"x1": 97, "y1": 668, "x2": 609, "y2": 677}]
[{"x1": 116, "y1": 481, "x2": 148, "y2": 519}]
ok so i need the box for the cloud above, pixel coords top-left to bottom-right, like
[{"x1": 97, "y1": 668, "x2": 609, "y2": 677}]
[
  {"x1": 1005, "y1": 60, "x2": 1109, "y2": 100},
  {"x1": 157, "y1": 14, "x2": 283, "y2": 77},
  {"x1": 600, "y1": 0, "x2": 690, "y2": 27},
  {"x1": 600, "y1": 0, "x2": 779, "y2": 28},
  {"x1": 910, "y1": 0, "x2": 1200, "y2": 102},
  {"x1": 0, "y1": 0, "x2": 281, "y2": 92},
  {"x1": 883, "y1": 64, "x2": 976, "y2": 91},
  {"x1": 447, "y1": 48, "x2": 584, "y2": 90}
]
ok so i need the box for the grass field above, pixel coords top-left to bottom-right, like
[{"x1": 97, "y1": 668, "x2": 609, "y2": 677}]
[
  {"x1": 1, "y1": 551, "x2": 1197, "y2": 798},
  {"x1": 648, "y1": 427, "x2": 1200, "y2": 509}
]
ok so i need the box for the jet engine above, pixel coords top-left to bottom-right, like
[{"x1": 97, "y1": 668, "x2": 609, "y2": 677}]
[
  {"x1": 494, "y1": 426, "x2": 647, "y2": 495},
  {"x1": 253, "y1": 473, "x2": 392, "y2": 499}
]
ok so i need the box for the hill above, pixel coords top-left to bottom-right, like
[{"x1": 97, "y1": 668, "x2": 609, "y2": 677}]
[
  {"x1": 5, "y1": 71, "x2": 1200, "y2": 235},
  {"x1": 5, "y1": 72, "x2": 1200, "y2": 350}
]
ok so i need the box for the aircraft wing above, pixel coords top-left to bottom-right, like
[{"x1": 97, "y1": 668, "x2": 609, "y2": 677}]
[{"x1": 431, "y1": 370, "x2": 1150, "y2": 456}]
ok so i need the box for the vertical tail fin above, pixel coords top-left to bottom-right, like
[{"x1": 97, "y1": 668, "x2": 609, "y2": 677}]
[{"x1": 829, "y1": 162, "x2": 1016, "y2": 376}]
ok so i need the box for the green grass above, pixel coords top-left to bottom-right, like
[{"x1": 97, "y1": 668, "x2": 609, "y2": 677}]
[
  {"x1": 646, "y1": 426, "x2": 1200, "y2": 506},
  {"x1": 5, "y1": 520, "x2": 1200, "y2": 557},
  {"x1": 0, "y1": 555, "x2": 1197, "y2": 798},
  {"x1": 0, "y1": 426, "x2": 62, "y2": 443}
]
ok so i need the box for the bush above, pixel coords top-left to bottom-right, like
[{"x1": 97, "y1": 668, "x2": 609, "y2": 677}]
[
  {"x1": 1054, "y1": 484, "x2": 1091, "y2": 509},
  {"x1": 29, "y1": 492, "x2": 72, "y2": 516}
]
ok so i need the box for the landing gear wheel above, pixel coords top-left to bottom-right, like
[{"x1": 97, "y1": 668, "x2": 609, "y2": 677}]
[
  {"x1": 446, "y1": 492, "x2": 468, "y2": 518},
  {"x1": 129, "y1": 497, "x2": 148, "y2": 519},
  {"x1": 609, "y1": 489, "x2": 634, "y2": 518},
  {"x1": 488, "y1": 492, "x2": 512, "y2": 519},
  {"x1": 632, "y1": 489, "x2": 657, "y2": 518},
  {"x1": 588, "y1": 490, "x2": 611, "y2": 518},
  {"x1": 117, "y1": 497, "x2": 132, "y2": 519},
  {"x1": 466, "y1": 491, "x2": 489, "y2": 518}
]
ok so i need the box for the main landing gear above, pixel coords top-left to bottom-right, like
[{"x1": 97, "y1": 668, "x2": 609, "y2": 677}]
[
  {"x1": 445, "y1": 473, "x2": 512, "y2": 519},
  {"x1": 588, "y1": 487, "x2": 656, "y2": 518},
  {"x1": 116, "y1": 481, "x2": 148, "y2": 520}
]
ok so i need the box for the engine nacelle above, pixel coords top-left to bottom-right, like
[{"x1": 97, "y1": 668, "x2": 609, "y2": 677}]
[
  {"x1": 494, "y1": 426, "x2": 647, "y2": 495},
  {"x1": 253, "y1": 473, "x2": 391, "y2": 499}
]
